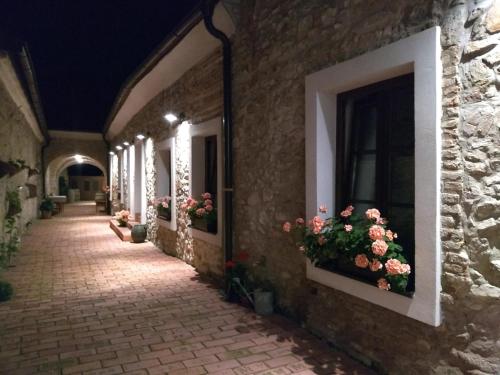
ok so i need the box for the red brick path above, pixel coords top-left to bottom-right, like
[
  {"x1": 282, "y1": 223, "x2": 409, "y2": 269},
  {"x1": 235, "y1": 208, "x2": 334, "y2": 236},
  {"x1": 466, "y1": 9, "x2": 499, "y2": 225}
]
[{"x1": 0, "y1": 203, "x2": 375, "y2": 375}]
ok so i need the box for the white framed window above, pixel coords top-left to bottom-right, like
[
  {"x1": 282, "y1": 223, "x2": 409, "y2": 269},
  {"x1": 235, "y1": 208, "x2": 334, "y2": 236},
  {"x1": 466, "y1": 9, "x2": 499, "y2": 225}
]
[
  {"x1": 305, "y1": 27, "x2": 442, "y2": 326},
  {"x1": 189, "y1": 117, "x2": 222, "y2": 247},
  {"x1": 156, "y1": 137, "x2": 176, "y2": 231}
]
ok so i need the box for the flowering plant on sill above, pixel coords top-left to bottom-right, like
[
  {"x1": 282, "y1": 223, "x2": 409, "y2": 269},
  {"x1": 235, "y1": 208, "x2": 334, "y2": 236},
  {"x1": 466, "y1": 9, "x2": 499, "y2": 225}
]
[
  {"x1": 181, "y1": 192, "x2": 217, "y2": 232},
  {"x1": 115, "y1": 210, "x2": 130, "y2": 227},
  {"x1": 154, "y1": 196, "x2": 171, "y2": 220},
  {"x1": 283, "y1": 205, "x2": 411, "y2": 293}
]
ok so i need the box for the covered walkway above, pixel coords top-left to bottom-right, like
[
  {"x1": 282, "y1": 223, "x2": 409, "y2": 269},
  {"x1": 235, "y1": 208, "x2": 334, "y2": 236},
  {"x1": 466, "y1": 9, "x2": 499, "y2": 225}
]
[{"x1": 0, "y1": 203, "x2": 373, "y2": 375}]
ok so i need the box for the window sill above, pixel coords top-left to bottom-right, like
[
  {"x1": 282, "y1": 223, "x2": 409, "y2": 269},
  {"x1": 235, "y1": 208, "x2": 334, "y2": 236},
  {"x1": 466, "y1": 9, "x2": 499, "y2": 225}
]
[
  {"x1": 189, "y1": 226, "x2": 221, "y2": 247},
  {"x1": 157, "y1": 217, "x2": 176, "y2": 231}
]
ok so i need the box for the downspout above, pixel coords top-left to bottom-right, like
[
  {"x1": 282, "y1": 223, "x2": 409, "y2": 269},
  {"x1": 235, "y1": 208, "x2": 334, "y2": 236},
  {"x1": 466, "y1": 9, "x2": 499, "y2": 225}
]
[{"x1": 201, "y1": 0, "x2": 234, "y2": 278}]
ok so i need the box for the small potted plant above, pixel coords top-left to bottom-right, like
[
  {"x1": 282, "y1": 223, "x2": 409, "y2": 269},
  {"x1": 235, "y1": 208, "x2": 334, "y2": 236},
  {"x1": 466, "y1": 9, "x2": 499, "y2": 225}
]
[
  {"x1": 39, "y1": 197, "x2": 54, "y2": 219},
  {"x1": 114, "y1": 210, "x2": 130, "y2": 227},
  {"x1": 182, "y1": 192, "x2": 217, "y2": 233}
]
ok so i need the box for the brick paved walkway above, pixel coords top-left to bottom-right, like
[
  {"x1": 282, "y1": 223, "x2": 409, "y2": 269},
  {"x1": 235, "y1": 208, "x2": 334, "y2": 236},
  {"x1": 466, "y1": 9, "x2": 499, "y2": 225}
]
[{"x1": 0, "y1": 203, "x2": 375, "y2": 375}]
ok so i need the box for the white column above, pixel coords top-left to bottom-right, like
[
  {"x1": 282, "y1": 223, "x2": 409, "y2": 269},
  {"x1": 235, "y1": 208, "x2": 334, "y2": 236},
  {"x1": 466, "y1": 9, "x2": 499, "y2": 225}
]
[
  {"x1": 129, "y1": 145, "x2": 135, "y2": 219},
  {"x1": 141, "y1": 141, "x2": 147, "y2": 224}
]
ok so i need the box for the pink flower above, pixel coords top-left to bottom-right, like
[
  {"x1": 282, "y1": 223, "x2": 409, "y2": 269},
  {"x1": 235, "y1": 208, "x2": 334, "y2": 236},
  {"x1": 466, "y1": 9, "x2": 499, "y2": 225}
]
[
  {"x1": 344, "y1": 224, "x2": 353, "y2": 232},
  {"x1": 205, "y1": 205, "x2": 214, "y2": 212},
  {"x1": 180, "y1": 203, "x2": 188, "y2": 210},
  {"x1": 368, "y1": 225, "x2": 385, "y2": 241},
  {"x1": 202, "y1": 192, "x2": 212, "y2": 200},
  {"x1": 365, "y1": 208, "x2": 381, "y2": 220},
  {"x1": 282, "y1": 222, "x2": 292, "y2": 232},
  {"x1": 385, "y1": 259, "x2": 411, "y2": 275},
  {"x1": 195, "y1": 208, "x2": 206, "y2": 217},
  {"x1": 369, "y1": 260, "x2": 383, "y2": 272},
  {"x1": 204, "y1": 199, "x2": 213, "y2": 206},
  {"x1": 318, "y1": 236, "x2": 327, "y2": 246},
  {"x1": 319, "y1": 204, "x2": 327, "y2": 213},
  {"x1": 385, "y1": 230, "x2": 394, "y2": 241},
  {"x1": 371, "y1": 240, "x2": 388, "y2": 256},
  {"x1": 340, "y1": 209, "x2": 352, "y2": 218},
  {"x1": 355, "y1": 254, "x2": 369, "y2": 268},
  {"x1": 161, "y1": 202, "x2": 169, "y2": 209},
  {"x1": 376, "y1": 217, "x2": 387, "y2": 225},
  {"x1": 295, "y1": 218, "x2": 305, "y2": 225},
  {"x1": 377, "y1": 278, "x2": 390, "y2": 290},
  {"x1": 309, "y1": 216, "x2": 325, "y2": 234},
  {"x1": 189, "y1": 200, "x2": 198, "y2": 208},
  {"x1": 346, "y1": 205, "x2": 354, "y2": 212}
]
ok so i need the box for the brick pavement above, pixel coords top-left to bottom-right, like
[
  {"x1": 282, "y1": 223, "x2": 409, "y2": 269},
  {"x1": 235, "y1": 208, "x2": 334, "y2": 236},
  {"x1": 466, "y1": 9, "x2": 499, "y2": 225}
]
[{"x1": 0, "y1": 203, "x2": 375, "y2": 375}]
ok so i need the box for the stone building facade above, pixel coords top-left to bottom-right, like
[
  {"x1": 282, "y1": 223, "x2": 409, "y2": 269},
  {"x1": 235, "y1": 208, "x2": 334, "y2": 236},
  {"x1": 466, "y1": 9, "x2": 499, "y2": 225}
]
[
  {"x1": 0, "y1": 48, "x2": 47, "y2": 239},
  {"x1": 107, "y1": 1, "x2": 500, "y2": 373}
]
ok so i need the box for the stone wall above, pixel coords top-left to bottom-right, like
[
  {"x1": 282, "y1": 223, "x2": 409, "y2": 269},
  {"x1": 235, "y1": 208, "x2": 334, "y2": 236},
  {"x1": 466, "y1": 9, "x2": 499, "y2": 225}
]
[
  {"x1": 0, "y1": 79, "x2": 43, "y2": 241},
  {"x1": 232, "y1": 0, "x2": 499, "y2": 373},
  {"x1": 111, "y1": 50, "x2": 225, "y2": 279}
]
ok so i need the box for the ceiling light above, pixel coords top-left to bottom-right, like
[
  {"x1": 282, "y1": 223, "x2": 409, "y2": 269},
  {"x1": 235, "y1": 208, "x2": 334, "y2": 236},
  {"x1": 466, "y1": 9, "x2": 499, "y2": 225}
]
[
  {"x1": 123, "y1": 142, "x2": 130, "y2": 146},
  {"x1": 109, "y1": 151, "x2": 115, "y2": 155},
  {"x1": 74, "y1": 154, "x2": 84, "y2": 163},
  {"x1": 164, "y1": 113, "x2": 178, "y2": 123},
  {"x1": 116, "y1": 145, "x2": 123, "y2": 150},
  {"x1": 136, "y1": 134, "x2": 145, "y2": 140}
]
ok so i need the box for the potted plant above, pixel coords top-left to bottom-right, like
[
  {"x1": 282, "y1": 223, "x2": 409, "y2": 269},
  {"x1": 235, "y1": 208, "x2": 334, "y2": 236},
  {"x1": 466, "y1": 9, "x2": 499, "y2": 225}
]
[
  {"x1": 182, "y1": 192, "x2": 217, "y2": 233},
  {"x1": 249, "y1": 255, "x2": 274, "y2": 315},
  {"x1": 114, "y1": 210, "x2": 130, "y2": 227},
  {"x1": 39, "y1": 197, "x2": 54, "y2": 219},
  {"x1": 153, "y1": 196, "x2": 171, "y2": 221},
  {"x1": 283, "y1": 205, "x2": 412, "y2": 294}
]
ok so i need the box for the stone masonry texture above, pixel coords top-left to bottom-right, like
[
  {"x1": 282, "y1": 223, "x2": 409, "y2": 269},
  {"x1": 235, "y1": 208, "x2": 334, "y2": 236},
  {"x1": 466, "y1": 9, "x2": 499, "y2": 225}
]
[
  {"x1": 0, "y1": 77, "x2": 43, "y2": 241},
  {"x1": 108, "y1": 0, "x2": 500, "y2": 373},
  {"x1": 0, "y1": 202, "x2": 375, "y2": 375},
  {"x1": 111, "y1": 50, "x2": 225, "y2": 279},
  {"x1": 231, "y1": 0, "x2": 500, "y2": 374}
]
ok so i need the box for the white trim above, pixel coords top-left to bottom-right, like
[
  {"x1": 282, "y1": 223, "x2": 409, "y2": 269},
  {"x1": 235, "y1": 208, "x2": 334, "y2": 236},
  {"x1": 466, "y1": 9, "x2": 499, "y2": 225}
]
[
  {"x1": 48, "y1": 130, "x2": 103, "y2": 141},
  {"x1": 105, "y1": 3, "x2": 235, "y2": 140},
  {"x1": 189, "y1": 117, "x2": 223, "y2": 247},
  {"x1": 156, "y1": 136, "x2": 177, "y2": 231},
  {"x1": 128, "y1": 145, "x2": 136, "y2": 218},
  {"x1": 305, "y1": 27, "x2": 442, "y2": 327}
]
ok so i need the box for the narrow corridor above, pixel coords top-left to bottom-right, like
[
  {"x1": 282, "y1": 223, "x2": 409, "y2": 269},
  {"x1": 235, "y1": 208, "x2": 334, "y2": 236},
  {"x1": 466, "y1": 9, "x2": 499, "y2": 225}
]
[{"x1": 0, "y1": 203, "x2": 373, "y2": 375}]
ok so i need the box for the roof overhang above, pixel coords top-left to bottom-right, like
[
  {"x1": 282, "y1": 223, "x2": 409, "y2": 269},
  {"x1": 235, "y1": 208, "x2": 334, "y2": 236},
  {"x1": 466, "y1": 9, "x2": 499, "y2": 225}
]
[
  {"x1": 0, "y1": 50, "x2": 46, "y2": 143},
  {"x1": 49, "y1": 130, "x2": 103, "y2": 141},
  {"x1": 104, "y1": 2, "x2": 235, "y2": 141}
]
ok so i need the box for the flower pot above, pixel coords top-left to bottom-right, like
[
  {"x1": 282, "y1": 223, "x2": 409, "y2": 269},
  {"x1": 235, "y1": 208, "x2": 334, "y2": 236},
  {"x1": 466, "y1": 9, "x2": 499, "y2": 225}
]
[
  {"x1": 131, "y1": 224, "x2": 147, "y2": 243},
  {"x1": 41, "y1": 210, "x2": 52, "y2": 219},
  {"x1": 191, "y1": 217, "x2": 217, "y2": 234},
  {"x1": 254, "y1": 290, "x2": 273, "y2": 315}
]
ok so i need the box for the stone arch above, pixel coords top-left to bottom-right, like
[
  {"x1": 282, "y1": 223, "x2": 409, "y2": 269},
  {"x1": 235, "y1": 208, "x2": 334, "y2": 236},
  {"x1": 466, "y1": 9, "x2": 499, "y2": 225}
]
[{"x1": 45, "y1": 154, "x2": 107, "y2": 196}]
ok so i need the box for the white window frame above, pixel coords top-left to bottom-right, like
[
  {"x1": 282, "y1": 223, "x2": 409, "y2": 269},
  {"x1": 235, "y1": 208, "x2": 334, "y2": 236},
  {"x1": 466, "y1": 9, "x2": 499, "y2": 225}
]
[
  {"x1": 189, "y1": 117, "x2": 222, "y2": 247},
  {"x1": 156, "y1": 136, "x2": 177, "y2": 231},
  {"x1": 305, "y1": 26, "x2": 442, "y2": 326}
]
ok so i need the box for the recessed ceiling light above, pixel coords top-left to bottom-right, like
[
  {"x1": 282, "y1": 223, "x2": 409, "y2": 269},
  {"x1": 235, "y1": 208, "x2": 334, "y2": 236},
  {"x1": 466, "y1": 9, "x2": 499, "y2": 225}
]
[
  {"x1": 136, "y1": 134, "x2": 145, "y2": 140},
  {"x1": 74, "y1": 154, "x2": 84, "y2": 163},
  {"x1": 123, "y1": 142, "x2": 130, "y2": 146},
  {"x1": 164, "y1": 113, "x2": 178, "y2": 123},
  {"x1": 116, "y1": 145, "x2": 123, "y2": 150},
  {"x1": 109, "y1": 151, "x2": 115, "y2": 155}
]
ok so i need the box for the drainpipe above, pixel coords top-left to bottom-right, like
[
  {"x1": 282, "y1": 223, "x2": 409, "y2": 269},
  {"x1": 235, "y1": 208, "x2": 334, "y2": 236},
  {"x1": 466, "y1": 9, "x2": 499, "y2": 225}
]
[{"x1": 201, "y1": 0, "x2": 234, "y2": 278}]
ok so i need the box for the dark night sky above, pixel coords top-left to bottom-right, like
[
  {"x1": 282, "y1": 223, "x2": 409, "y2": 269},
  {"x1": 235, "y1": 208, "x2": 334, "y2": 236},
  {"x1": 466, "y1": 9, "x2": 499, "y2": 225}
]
[{"x1": 0, "y1": 0, "x2": 200, "y2": 133}]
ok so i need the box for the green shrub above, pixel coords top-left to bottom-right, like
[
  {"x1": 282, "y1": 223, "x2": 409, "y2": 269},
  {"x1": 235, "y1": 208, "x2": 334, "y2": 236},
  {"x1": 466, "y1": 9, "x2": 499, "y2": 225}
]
[
  {"x1": 40, "y1": 197, "x2": 55, "y2": 212},
  {"x1": 0, "y1": 280, "x2": 13, "y2": 302}
]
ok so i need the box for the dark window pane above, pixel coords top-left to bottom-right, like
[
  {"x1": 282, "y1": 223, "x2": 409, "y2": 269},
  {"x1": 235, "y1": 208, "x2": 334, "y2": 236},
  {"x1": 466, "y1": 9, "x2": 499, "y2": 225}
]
[
  {"x1": 205, "y1": 136, "x2": 217, "y2": 196},
  {"x1": 388, "y1": 154, "x2": 414, "y2": 205},
  {"x1": 352, "y1": 153, "x2": 376, "y2": 201}
]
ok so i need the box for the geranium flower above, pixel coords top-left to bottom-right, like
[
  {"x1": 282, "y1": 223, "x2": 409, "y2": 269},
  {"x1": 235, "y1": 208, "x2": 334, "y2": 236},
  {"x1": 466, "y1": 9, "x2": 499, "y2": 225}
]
[
  {"x1": 344, "y1": 224, "x2": 353, "y2": 232},
  {"x1": 368, "y1": 225, "x2": 385, "y2": 241},
  {"x1": 202, "y1": 192, "x2": 212, "y2": 200},
  {"x1": 319, "y1": 205, "x2": 327, "y2": 213},
  {"x1": 377, "y1": 278, "x2": 390, "y2": 290},
  {"x1": 309, "y1": 216, "x2": 324, "y2": 234},
  {"x1": 371, "y1": 240, "x2": 388, "y2": 256},
  {"x1": 365, "y1": 208, "x2": 381, "y2": 220},
  {"x1": 282, "y1": 222, "x2": 292, "y2": 232},
  {"x1": 385, "y1": 259, "x2": 411, "y2": 275},
  {"x1": 355, "y1": 254, "x2": 369, "y2": 268},
  {"x1": 385, "y1": 230, "x2": 394, "y2": 241},
  {"x1": 205, "y1": 205, "x2": 214, "y2": 212},
  {"x1": 204, "y1": 199, "x2": 213, "y2": 206},
  {"x1": 369, "y1": 260, "x2": 383, "y2": 272},
  {"x1": 340, "y1": 209, "x2": 352, "y2": 218},
  {"x1": 196, "y1": 208, "x2": 206, "y2": 217},
  {"x1": 161, "y1": 202, "x2": 169, "y2": 208},
  {"x1": 225, "y1": 260, "x2": 236, "y2": 269},
  {"x1": 295, "y1": 218, "x2": 305, "y2": 225}
]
